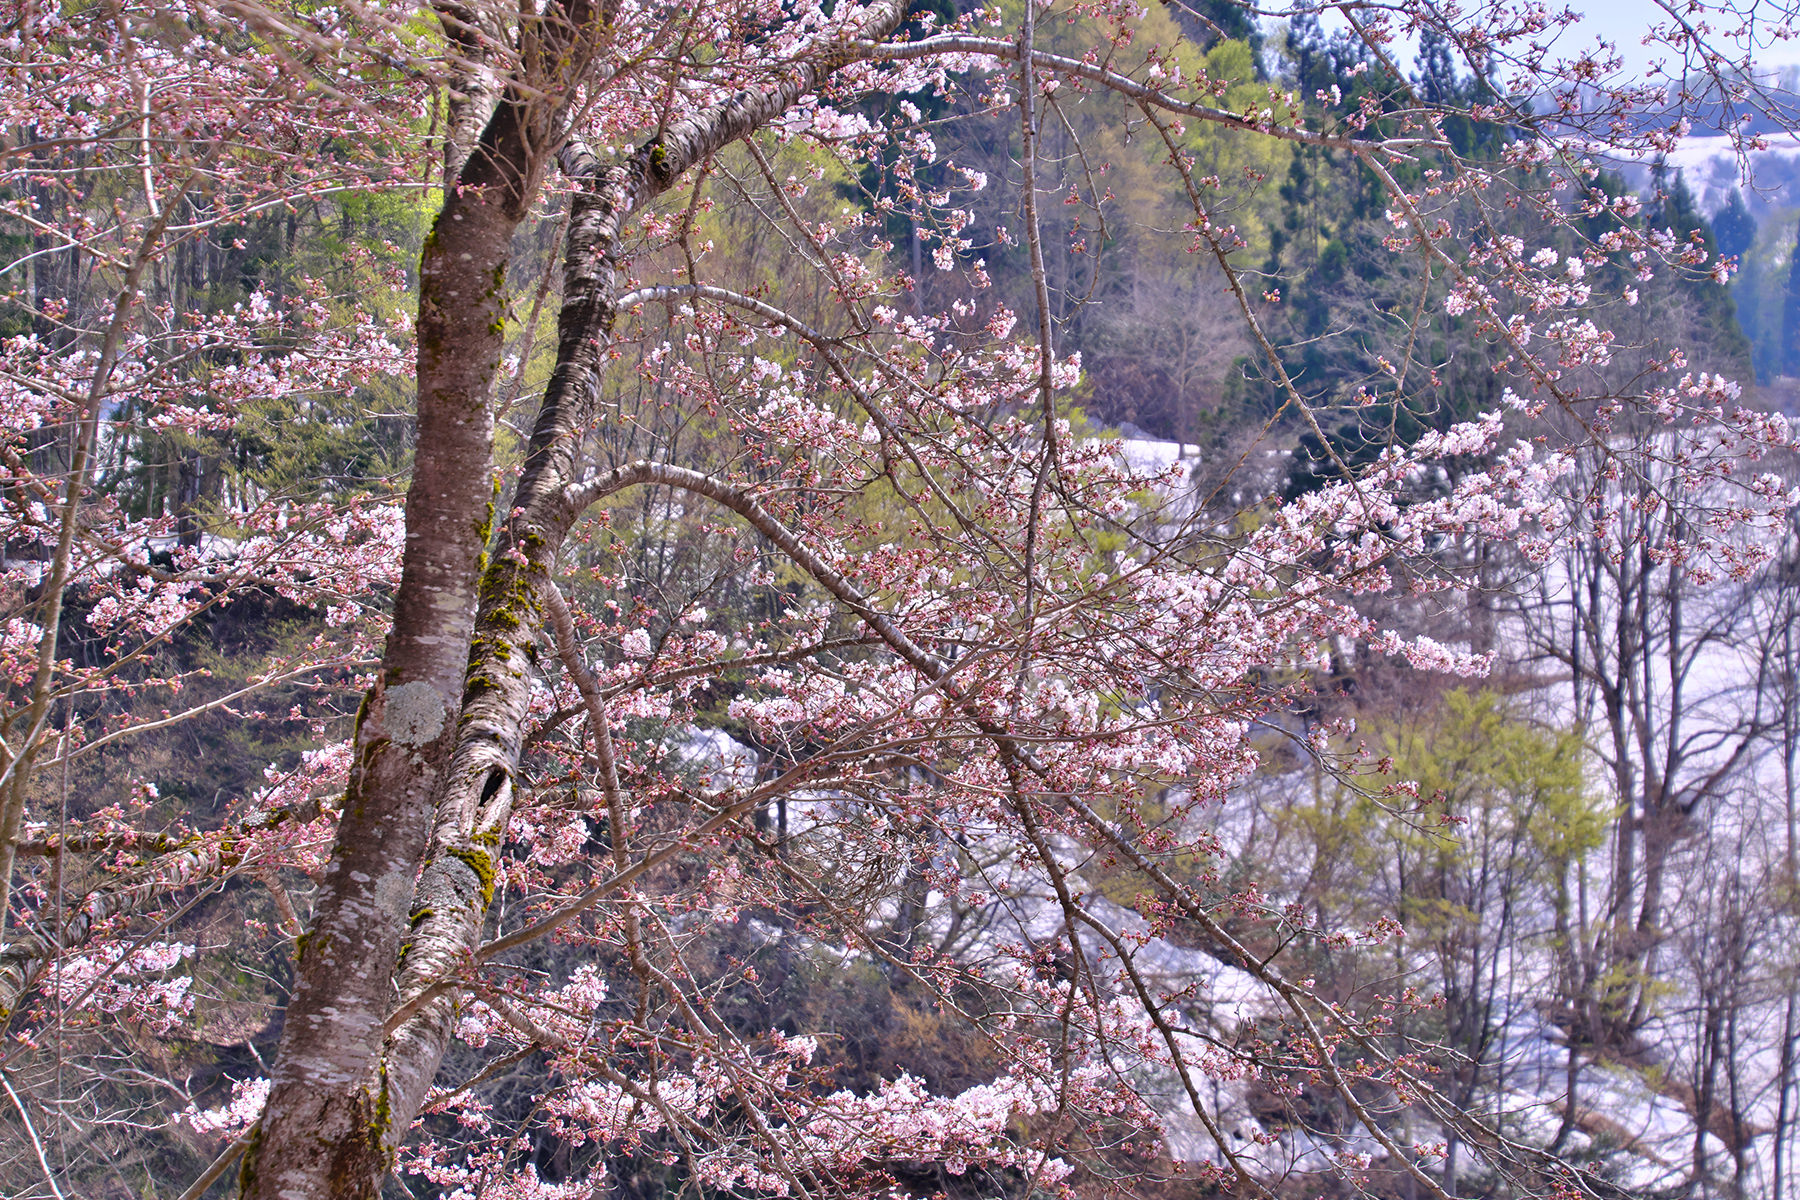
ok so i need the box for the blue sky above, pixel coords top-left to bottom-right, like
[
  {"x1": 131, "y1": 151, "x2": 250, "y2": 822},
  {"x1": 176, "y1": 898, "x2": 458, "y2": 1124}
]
[
  {"x1": 1285, "y1": 1, "x2": 1800, "y2": 84},
  {"x1": 1547, "y1": 0, "x2": 1800, "y2": 80}
]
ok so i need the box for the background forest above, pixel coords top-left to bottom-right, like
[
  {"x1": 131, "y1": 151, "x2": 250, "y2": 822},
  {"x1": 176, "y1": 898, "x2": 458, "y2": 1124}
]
[{"x1": 3, "y1": 1, "x2": 1799, "y2": 1198}]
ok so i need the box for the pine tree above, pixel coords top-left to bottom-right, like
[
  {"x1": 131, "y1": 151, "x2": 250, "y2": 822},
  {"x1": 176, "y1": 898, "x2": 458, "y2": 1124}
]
[
  {"x1": 1784, "y1": 221, "x2": 1800, "y2": 377},
  {"x1": 1713, "y1": 187, "x2": 1756, "y2": 266},
  {"x1": 1415, "y1": 26, "x2": 1460, "y2": 106},
  {"x1": 1655, "y1": 171, "x2": 1752, "y2": 376}
]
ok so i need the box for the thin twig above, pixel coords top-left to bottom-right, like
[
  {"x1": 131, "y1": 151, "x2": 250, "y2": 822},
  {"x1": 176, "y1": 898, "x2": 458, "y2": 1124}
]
[{"x1": 0, "y1": 1066, "x2": 68, "y2": 1200}]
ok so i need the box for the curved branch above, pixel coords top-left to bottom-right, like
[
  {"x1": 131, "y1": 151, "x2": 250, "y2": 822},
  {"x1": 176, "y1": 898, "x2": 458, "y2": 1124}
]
[{"x1": 566, "y1": 460, "x2": 948, "y2": 678}]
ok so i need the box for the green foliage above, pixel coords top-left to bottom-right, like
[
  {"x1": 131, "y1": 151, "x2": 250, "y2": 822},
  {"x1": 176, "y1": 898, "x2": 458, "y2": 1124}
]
[
  {"x1": 1650, "y1": 167, "x2": 1752, "y2": 376},
  {"x1": 1381, "y1": 690, "x2": 1604, "y2": 883},
  {"x1": 1161, "y1": 0, "x2": 1259, "y2": 53}
]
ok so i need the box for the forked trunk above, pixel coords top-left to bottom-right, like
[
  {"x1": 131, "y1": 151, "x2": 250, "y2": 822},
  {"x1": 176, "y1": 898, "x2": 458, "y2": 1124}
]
[{"x1": 244, "y1": 2, "x2": 904, "y2": 1193}]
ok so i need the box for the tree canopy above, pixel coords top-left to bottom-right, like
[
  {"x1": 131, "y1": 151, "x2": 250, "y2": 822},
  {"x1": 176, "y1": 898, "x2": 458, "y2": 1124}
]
[{"x1": 1, "y1": 1, "x2": 1797, "y2": 1198}]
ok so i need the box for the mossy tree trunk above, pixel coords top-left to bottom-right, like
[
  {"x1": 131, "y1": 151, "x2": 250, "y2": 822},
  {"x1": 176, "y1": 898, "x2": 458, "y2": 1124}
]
[
  {"x1": 244, "y1": 0, "x2": 906, "y2": 1194},
  {"x1": 243, "y1": 1, "x2": 611, "y2": 1194}
]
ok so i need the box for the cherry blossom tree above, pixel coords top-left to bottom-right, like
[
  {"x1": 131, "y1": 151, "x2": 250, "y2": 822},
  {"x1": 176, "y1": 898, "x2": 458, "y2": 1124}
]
[{"x1": 2, "y1": 0, "x2": 1797, "y2": 1198}]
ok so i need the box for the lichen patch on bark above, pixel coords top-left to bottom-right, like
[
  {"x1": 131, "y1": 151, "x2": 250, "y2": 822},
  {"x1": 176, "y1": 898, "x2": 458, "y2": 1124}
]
[{"x1": 383, "y1": 682, "x2": 447, "y2": 747}]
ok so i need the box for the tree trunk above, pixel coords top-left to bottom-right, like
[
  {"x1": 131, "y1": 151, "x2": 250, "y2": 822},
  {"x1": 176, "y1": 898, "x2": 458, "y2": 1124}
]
[
  {"x1": 245, "y1": 2, "x2": 906, "y2": 1193},
  {"x1": 382, "y1": 6, "x2": 908, "y2": 1144},
  {"x1": 243, "y1": 4, "x2": 605, "y2": 1191}
]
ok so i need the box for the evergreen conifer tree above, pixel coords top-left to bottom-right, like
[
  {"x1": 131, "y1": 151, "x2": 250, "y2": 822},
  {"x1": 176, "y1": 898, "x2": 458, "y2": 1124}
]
[
  {"x1": 1784, "y1": 221, "x2": 1800, "y2": 377},
  {"x1": 1713, "y1": 188, "x2": 1756, "y2": 265}
]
